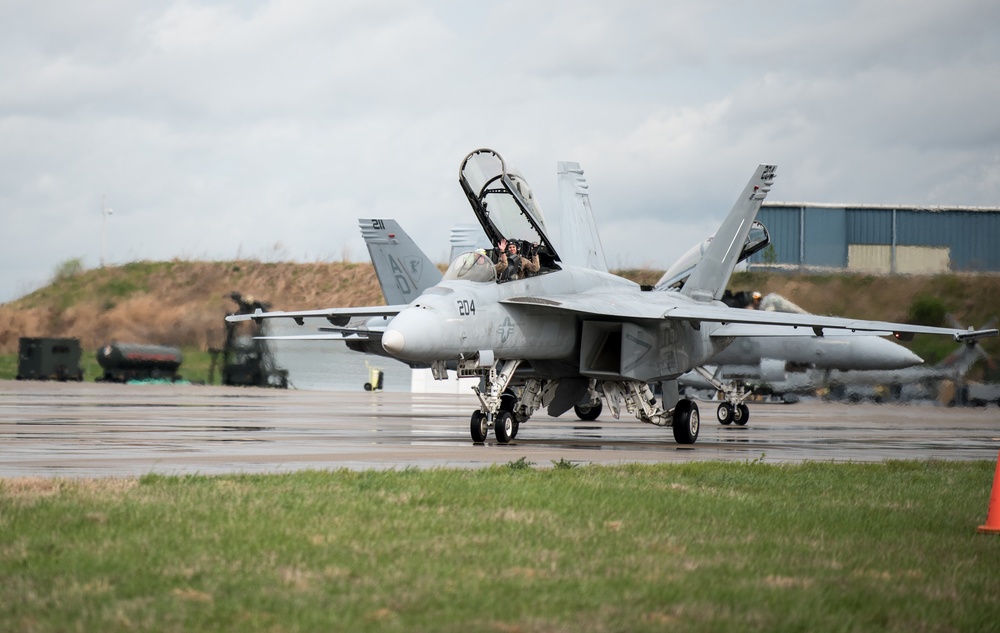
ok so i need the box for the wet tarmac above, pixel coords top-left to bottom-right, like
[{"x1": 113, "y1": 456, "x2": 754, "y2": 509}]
[{"x1": 1, "y1": 381, "x2": 998, "y2": 477}]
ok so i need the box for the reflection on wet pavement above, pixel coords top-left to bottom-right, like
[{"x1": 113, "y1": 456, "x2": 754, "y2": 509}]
[{"x1": 1, "y1": 381, "x2": 997, "y2": 477}]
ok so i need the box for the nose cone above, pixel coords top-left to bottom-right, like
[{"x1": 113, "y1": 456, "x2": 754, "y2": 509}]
[
  {"x1": 855, "y1": 337, "x2": 924, "y2": 370},
  {"x1": 381, "y1": 307, "x2": 450, "y2": 362},
  {"x1": 382, "y1": 329, "x2": 405, "y2": 356}
]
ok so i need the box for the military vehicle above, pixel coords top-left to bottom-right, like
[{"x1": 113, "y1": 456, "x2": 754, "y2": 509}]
[
  {"x1": 96, "y1": 342, "x2": 183, "y2": 382},
  {"x1": 212, "y1": 292, "x2": 289, "y2": 388},
  {"x1": 16, "y1": 337, "x2": 84, "y2": 381}
]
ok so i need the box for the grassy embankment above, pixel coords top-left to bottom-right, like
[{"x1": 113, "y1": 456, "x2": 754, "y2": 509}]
[
  {"x1": 0, "y1": 259, "x2": 386, "y2": 383},
  {"x1": 1, "y1": 260, "x2": 999, "y2": 381},
  {"x1": 3, "y1": 461, "x2": 999, "y2": 632}
]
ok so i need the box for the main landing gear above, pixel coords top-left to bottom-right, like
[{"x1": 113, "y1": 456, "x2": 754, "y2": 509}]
[{"x1": 600, "y1": 380, "x2": 700, "y2": 444}]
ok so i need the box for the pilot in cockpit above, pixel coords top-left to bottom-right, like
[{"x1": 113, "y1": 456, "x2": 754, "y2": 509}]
[{"x1": 496, "y1": 238, "x2": 539, "y2": 281}]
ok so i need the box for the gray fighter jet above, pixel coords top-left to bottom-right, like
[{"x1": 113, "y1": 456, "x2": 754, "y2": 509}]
[
  {"x1": 229, "y1": 148, "x2": 997, "y2": 445},
  {"x1": 360, "y1": 178, "x2": 925, "y2": 428}
]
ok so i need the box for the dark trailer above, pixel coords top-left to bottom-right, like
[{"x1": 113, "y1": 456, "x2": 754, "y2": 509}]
[
  {"x1": 17, "y1": 337, "x2": 84, "y2": 381},
  {"x1": 96, "y1": 342, "x2": 183, "y2": 383}
]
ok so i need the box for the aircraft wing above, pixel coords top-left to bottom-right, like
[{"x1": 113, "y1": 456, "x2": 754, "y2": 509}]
[
  {"x1": 703, "y1": 324, "x2": 893, "y2": 338},
  {"x1": 502, "y1": 295, "x2": 999, "y2": 342},
  {"x1": 664, "y1": 305, "x2": 999, "y2": 341},
  {"x1": 225, "y1": 305, "x2": 405, "y2": 327}
]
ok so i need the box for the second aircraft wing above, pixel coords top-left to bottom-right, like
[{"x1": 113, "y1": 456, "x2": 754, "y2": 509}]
[{"x1": 501, "y1": 293, "x2": 998, "y2": 342}]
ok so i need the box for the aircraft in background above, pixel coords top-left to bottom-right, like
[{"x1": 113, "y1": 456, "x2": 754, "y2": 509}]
[
  {"x1": 681, "y1": 328, "x2": 991, "y2": 406},
  {"x1": 259, "y1": 218, "x2": 441, "y2": 364},
  {"x1": 819, "y1": 316, "x2": 997, "y2": 404},
  {"x1": 360, "y1": 218, "x2": 442, "y2": 305},
  {"x1": 673, "y1": 291, "x2": 925, "y2": 423},
  {"x1": 230, "y1": 149, "x2": 997, "y2": 445}
]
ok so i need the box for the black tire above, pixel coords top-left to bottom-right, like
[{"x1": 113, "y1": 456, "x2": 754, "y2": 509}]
[
  {"x1": 364, "y1": 383, "x2": 372, "y2": 392},
  {"x1": 574, "y1": 401, "x2": 603, "y2": 421},
  {"x1": 734, "y1": 404, "x2": 750, "y2": 426},
  {"x1": 500, "y1": 391, "x2": 522, "y2": 437},
  {"x1": 717, "y1": 403, "x2": 733, "y2": 425},
  {"x1": 672, "y1": 400, "x2": 700, "y2": 445},
  {"x1": 470, "y1": 411, "x2": 488, "y2": 443},
  {"x1": 495, "y1": 411, "x2": 514, "y2": 444}
]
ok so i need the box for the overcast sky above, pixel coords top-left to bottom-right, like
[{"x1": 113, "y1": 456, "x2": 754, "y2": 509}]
[{"x1": 2, "y1": 0, "x2": 998, "y2": 303}]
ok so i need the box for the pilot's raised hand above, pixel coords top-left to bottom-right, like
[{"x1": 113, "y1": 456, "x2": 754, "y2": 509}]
[{"x1": 498, "y1": 238, "x2": 507, "y2": 251}]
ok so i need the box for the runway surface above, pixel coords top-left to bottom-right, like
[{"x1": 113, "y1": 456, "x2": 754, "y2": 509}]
[{"x1": 1, "y1": 381, "x2": 998, "y2": 477}]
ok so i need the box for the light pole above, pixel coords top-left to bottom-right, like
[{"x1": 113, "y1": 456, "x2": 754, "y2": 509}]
[{"x1": 100, "y1": 195, "x2": 113, "y2": 268}]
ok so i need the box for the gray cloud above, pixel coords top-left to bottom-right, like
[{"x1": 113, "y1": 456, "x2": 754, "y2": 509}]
[{"x1": 2, "y1": 0, "x2": 998, "y2": 302}]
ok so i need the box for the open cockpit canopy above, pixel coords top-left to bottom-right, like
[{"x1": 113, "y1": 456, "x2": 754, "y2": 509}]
[{"x1": 459, "y1": 149, "x2": 560, "y2": 268}]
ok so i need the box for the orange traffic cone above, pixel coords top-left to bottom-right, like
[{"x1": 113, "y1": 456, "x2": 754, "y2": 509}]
[{"x1": 978, "y1": 451, "x2": 1000, "y2": 534}]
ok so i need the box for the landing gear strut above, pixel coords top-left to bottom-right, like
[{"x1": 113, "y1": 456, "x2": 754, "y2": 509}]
[
  {"x1": 463, "y1": 357, "x2": 523, "y2": 444},
  {"x1": 600, "y1": 380, "x2": 700, "y2": 444},
  {"x1": 694, "y1": 367, "x2": 752, "y2": 426},
  {"x1": 716, "y1": 402, "x2": 750, "y2": 426}
]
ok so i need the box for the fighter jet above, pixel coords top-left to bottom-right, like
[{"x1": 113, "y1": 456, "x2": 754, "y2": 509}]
[
  {"x1": 682, "y1": 327, "x2": 991, "y2": 406},
  {"x1": 361, "y1": 177, "x2": 924, "y2": 428},
  {"x1": 671, "y1": 289, "x2": 926, "y2": 423},
  {"x1": 229, "y1": 148, "x2": 997, "y2": 445}
]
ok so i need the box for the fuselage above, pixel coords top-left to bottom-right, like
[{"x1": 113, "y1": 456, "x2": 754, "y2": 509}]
[{"x1": 380, "y1": 265, "x2": 729, "y2": 383}]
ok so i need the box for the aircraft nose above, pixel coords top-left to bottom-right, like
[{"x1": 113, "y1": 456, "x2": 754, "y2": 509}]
[
  {"x1": 382, "y1": 329, "x2": 405, "y2": 356},
  {"x1": 381, "y1": 307, "x2": 448, "y2": 361},
  {"x1": 857, "y1": 337, "x2": 924, "y2": 370}
]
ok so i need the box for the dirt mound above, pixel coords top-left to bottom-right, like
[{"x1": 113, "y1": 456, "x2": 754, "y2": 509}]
[
  {"x1": 1, "y1": 261, "x2": 997, "y2": 364},
  {"x1": 0, "y1": 260, "x2": 385, "y2": 353}
]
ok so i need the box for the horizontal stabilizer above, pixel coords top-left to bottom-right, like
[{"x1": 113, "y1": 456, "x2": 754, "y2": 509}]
[
  {"x1": 226, "y1": 305, "x2": 405, "y2": 325},
  {"x1": 252, "y1": 334, "x2": 357, "y2": 341}
]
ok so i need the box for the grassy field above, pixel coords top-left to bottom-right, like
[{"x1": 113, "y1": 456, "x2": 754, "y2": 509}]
[{"x1": 3, "y1": 461, "x2": 999, "y2": 632}]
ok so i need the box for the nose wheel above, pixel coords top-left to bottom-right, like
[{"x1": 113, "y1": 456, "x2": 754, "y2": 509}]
[
  {"x1": 471, "y1": 411, "x2": 488, "y2": 443},
  {"x1": 494, "y1": 411, "x2": 516, "y2": 443},
  {"x1": 717, "y1": 402, "x2": 750, "y2": 425},
  {"x1": 469, "y1": 409, "x2": 520, "y2": 444}
]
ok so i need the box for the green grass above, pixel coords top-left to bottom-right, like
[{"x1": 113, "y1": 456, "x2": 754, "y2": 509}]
[
  {"x1": 0, "y1": 349, "x2": 217, "y2": 384},
  {"x1": 2, "y1": 461, "x2": 999, "y2": 632}
]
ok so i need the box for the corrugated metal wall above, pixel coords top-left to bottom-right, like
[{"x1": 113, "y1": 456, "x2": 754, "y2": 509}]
[
  {"x1": 755, "y1": 206, "x2": 801, "y2": 265},
  {"x1": 749, "y1": 205, "x2": 1000, "y2": 272}
]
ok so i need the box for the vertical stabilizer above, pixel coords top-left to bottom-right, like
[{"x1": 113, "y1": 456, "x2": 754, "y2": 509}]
[
  {"x1": 681, "y1": 165, "x2": 775, "y2": 302},
  {"x1": 557, "y1": 162, "x2": 609, "y2": 272},
  {"x1": 359, "y1": 218, "x2": 442, "y2": 305}
]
